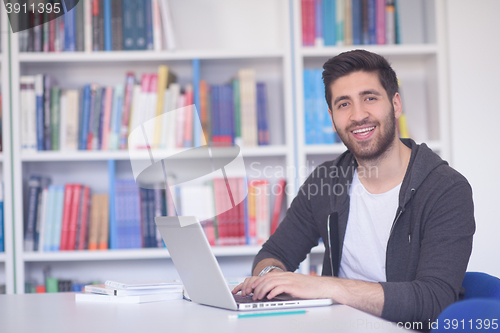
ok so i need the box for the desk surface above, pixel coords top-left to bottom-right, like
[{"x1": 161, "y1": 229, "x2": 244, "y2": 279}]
[{"x1": 0, "y1": 293, "x2": 416, "y2": 333}]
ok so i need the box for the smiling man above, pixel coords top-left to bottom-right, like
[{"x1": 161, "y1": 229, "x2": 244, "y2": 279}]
[{"x1": 233, "y1": 50, "x2": 475, "y2": 327}]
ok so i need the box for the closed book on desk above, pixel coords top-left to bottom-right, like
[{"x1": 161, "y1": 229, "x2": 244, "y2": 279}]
[
  {"x1": 75, "y1": 291, "x2": 182, "y2": 303},
  {"x1": 84, "y1": 284, "x2": 182, "y2": 296},
  {"x1": 105, "y1": 279, "x2": 182, "y2": 290}
]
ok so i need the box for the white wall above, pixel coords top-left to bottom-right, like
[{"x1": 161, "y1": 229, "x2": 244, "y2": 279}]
[{"x1": 446, "y1": 0, "x2": 500, "y2": 277}]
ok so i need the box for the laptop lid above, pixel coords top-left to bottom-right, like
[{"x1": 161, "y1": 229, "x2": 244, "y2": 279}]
[{"x1": 155, "y1": 216, "x2": 239, "y2": 310}]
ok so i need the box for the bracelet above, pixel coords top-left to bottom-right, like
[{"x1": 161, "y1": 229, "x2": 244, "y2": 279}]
[{"x1": 258, "y1": 265, "x2": 284, "y2": 277}]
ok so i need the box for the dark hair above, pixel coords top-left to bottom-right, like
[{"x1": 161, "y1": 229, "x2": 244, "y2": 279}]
[{"x1": 322, "y1": 49, "x2": 398, "y2": 111}]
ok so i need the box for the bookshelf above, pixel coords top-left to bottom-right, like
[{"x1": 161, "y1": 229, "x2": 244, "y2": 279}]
[
  {"x1": 1, "y1": 5, "x2": 15, "y2": 294},
  {"x1": 2, "y1": 0, "x2": 453, "y2": 292},
  {"x1": 9, "y1": 0, "x2": 296, "y2": 293},
  {"x1": 292, "y1": 0, "x2": 450, "y2": 274}
]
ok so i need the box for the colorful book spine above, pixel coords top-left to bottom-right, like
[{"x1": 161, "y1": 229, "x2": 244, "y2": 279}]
[
  {"x1": 59, "y1": 184, "x2": 74, "y2": 251},
  {"x1": 122, "y1": 0, "x2": 135, "y2": 50},
  {"x1": 322, "y1": 0, "x2": 336, "y2": 46},
  {"x1": 135, "y1": 0, "x2": 147, "y2": 50},
  {"x1": 103, "y1": 0, "x2": 112, "y2": 51},
  {"x1": 24, "y1": 176, "x2": 41, "y2": 252}
]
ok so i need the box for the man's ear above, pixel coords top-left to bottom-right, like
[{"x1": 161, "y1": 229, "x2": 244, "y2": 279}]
[
  {"x1": 328, "y1": 108, "x2": 337, "y2": 132},
  {"x1": 393, "y1": 92, "x2": 403, "y2": 119}
]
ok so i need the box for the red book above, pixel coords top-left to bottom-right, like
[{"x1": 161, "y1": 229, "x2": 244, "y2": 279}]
[
  {"x1": 60, "y1": 184, "x2": 74, "y2": 251},
  {"x1": 301, "y1": 0, "x2": 315, "y2": 46},
  {"x1": 78, "y1": 186, "x2": 91, "y2": 250},
  {"x1": 271, "y1": 179, "x2": 287, "y2": 235},
  {"x1": 36, "y1": 285, "x2": 46, "y2": 293},
  {"x1": 213, "y1": 178, "x2": 226, "y2": 246},
  {"x1": 68, "y1": 184, "x2": 82, "y2": 250}
]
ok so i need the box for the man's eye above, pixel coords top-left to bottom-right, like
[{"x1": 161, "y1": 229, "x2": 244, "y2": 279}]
[
  {"x1": 366, "y1": 97, "x2": 376, "y2": 101},
  {"x1": 338, "y1": 102, "x2": 348, "y2": 109}
]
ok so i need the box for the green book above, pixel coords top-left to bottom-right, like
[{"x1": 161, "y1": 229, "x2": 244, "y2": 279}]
[
  {"x1": 50, "y1": 87, "x2": 61, "y2": 151},
  {"x1": 232, "y1": 79, "x2": 241, "y2": 144},
  {"x1": 45, "y1": 277, "x2": 59, "y2": 293}
]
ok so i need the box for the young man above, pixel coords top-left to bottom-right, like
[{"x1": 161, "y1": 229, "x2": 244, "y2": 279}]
[{"x1": 232, "y1": 50, "x2": 475, "y2": 325}]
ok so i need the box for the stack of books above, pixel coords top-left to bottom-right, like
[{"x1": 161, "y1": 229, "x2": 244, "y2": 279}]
[{"x1": 76, "y1": 279, "x2": 183, "y2": 303}]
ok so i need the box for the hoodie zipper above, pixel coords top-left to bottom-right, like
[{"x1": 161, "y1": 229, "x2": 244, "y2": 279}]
[{"x1": 388, "y1": 188, "x2": 416, "y2": 244}]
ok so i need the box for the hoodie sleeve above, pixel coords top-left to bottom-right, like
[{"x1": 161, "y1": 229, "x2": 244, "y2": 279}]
[
  {"x1": 252, "y1": 173, "x2": 323, "y2": 273},
  {"x1": 380, "y1": 180, "x2": 475, "y2": 324}
]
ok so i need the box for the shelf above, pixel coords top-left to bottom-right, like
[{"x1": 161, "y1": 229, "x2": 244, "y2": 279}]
[
  {"x1": 18, "y1": 49, "x2": 285, "y2": 63},
  {"x1": 22, "y1": 243, "x2": 326, "y2": 262},
  {"x1": 22, "y1": 246, "x2": 261, "y2": 262},
  {"x1": 20, "y1": 145, "x2": 289, "y2": 162},
  {"x1": 300, "y1": 44, "x2": 439, "y2": 58}
]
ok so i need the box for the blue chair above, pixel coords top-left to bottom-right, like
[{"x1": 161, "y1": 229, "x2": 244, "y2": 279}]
[
  {"x1": 431, "y1": 299, "x2": 500, "y2": 332},
  {"x1": 431, "y1": 273, "x2": 500, "y2": 332},
  {"x1": 462, "y1": 272, "x2": 500, "y2": 299}
]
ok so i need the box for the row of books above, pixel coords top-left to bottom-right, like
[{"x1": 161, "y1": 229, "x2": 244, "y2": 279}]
[
  {"x1": 25, "y1": 277, "x2": 89, "y2": 293},
  {"x1": 20, "y1": 67, "x2": 270, "y2": 152},
  {"x1": 23, "y1": 176, "x2": 111, "y2": 252},
  {"x1": 18, "y1": 0, "x2": 176, "y2": 53},
  {"x1": 303, "y1": 69, "x2": 339, "y2": 145},
  {"x1": 302, "y1": 0, "x2": 426, "y2": 47},
  {"x1": 23, "y1": 175, "x2": 287, "y2": 251}
]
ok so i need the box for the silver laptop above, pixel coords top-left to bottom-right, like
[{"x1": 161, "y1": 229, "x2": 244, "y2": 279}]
[{"x1": 155, "y1": 216, "x2": 334, "y2": 311}]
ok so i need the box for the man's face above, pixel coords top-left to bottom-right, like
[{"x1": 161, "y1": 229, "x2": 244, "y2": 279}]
[{"x1": 328, "y1": 71, "x2": 401, "y2": 162}]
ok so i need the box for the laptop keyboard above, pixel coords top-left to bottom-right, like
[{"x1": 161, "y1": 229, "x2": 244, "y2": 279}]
[{"x1": 233, "y1": 293, "x2": 301, "y2": 303}]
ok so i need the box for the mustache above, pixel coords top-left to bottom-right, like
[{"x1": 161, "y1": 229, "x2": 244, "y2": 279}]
[{"x1": 347, "y1": 119, "x2": 379, "y2": 132}]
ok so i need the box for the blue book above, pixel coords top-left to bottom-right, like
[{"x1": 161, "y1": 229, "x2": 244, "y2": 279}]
[
  {"x1": 224, "y1": 84, "x2": 235, "y2": 145},
  {"x1": 367, "y1": 0, "x2": 377, "y2": 44},
  {"x1": 79, "y1": 85, "x2": 91, "y2": 150},
  {"x1": 43, "y1": 185, "x2": 56, "y2": 252},
  {"x1": 192, "y1": 59, "x2": 201, "y2": 147},
  {"x1": 135, "y1": 0, "x2": 147, "y2": 50},
  {"x1": 44, "y1": 76, "x2": 52, "y2": 151},
  {"x1": 147, "y1": 188, "x2": 155, "y2": 248},
  {"x1": 127, "y1": 180, "x2": 142, "y2": 249},
  {"x1": 108, "y1": 160, "x2": 117, "y2": 249},
  {"x1": 103, "y1": 0, "x2": 113, "y2": 51},
  {"x1": 315, "y1": 69, "x2": 335, "y2": 144},
  {"x1": 64, "y1": 4, "x2": 76, "y2": 51},
  {"x1": 352, "y1": 0, "x2": 362, "y2": 45},
  {"x1": 210, "y1": 85, "x2": 219, "y2": 144},
  {"x1": 35, "y1": 75, "x2": 45, "y2": 151},
  {"x1": 51, "y1": 186, "x2": 65, "y2": 251},
  {"x1": 322, "y1": 0, "x2": 337, "y2": 46},
  {"x1": 145, "y1": 0, "x2": 154, "y2": 50},
  {"x1": 256, "y1": 83, "x2": 269, "y2": 145},
  {"x1": 304, "y1": 69, "x2": 316, "y2": 145},
  {"x1": 110, "y1": 85, "x2": 125, "y2": 150},
  {"x1": 139, "y1": 188, "x2": 150, "y2": 247},
  {"x1": 122, "y1": 0, "x2": 136, "y2": 50}
]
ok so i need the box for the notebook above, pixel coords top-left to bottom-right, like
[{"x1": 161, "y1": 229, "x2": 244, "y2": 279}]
[{"x1": 155, "y1": 216, "x2": 334, "y2": 311}]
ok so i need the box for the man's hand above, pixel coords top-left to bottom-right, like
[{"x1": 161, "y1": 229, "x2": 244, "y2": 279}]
[
  {"x1": 232, "y1": 271, "x2": 331, "y2": 300},
  {"x1": 232, "y1": 271, "x2": 385, "y2": 317}
]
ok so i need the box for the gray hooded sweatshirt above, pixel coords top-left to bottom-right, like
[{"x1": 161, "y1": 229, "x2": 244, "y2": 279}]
[{"x1": 253, "y1": 139, "x2": 475, "y2": 325}]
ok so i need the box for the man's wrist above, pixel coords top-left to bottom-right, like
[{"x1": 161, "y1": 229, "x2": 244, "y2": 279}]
[{"x1": 258, "y1": 265, "x2": 284, "y2": 277}]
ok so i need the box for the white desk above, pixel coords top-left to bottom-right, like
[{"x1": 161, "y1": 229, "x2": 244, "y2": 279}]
[{"x1": 0, "y1": 293, "x2": 416, "y2": 333}]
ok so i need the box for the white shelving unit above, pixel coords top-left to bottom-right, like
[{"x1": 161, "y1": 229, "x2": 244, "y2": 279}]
[
  {"x1": 9, "y1": 0, "x2": 296, "y2": 293},
  {"x1": 1, "y1": 6, "x2": 15, "y2": 294},
  {"x1": 291, "y1": 0, "x2": 450, "y2": 274}
]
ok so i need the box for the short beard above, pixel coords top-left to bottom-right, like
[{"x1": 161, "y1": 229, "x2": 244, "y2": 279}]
[{"x1": 334, "y1": 106, "x2": 397, "y2": 163}]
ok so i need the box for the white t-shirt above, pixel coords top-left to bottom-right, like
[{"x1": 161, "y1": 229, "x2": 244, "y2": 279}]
[{"x1": 338, "y1": 170, "x2": 401, "y2": 282}]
